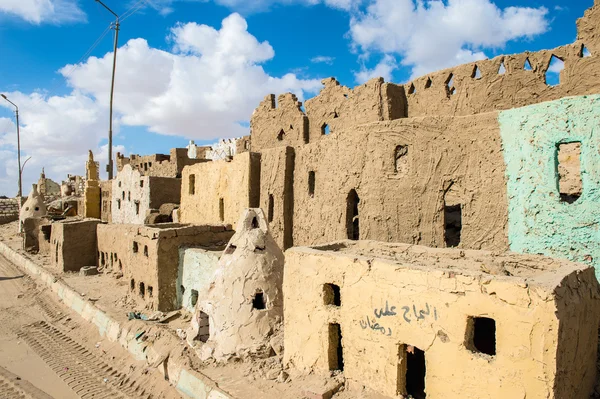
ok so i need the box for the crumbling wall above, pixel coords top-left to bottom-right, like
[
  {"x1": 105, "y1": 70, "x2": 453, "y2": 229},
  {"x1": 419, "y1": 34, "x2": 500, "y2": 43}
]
[
  {"x1": 292, "y1": 112, "x2": 509, "y2": 250},
  {"x1": 283, "y1": 241, "x2": 600, "y2": 398},
  {"x1": 250, "y1": 78, "x2": 407, "y2": 152},
  {"x1": 97, "y1": 223, "x2": 233, "y2": 311},
  {"x1": 499, "y1": 94, "x2": 600, "y2": 278},
  {"x1": 250, "y1": 93, "x2": 309, "y2": 152},
  {"x1": 259, "y1": 146, "x2": 294, "y2": 249},
  {"x1": 180, "y1": 152, "x2": 261, "y2": 227},
  {"x1": 235, "y1": 135, "x2": 251, "y2": 154},
  {"x1": 112, "y1": 165, "x2": 181, "y2": 225},
  {"x1": 116, "y1": 148, "x2": 208, "y2": 178},
  {"x1": 403, "y1": 3, "x2": 600, "y2": 117},
  {"x1": 304, "y1": 77, "x2": 406, "y2": 141},
  {"x1": 50, "y1": 219, "x2": 101, "y2": 272}
]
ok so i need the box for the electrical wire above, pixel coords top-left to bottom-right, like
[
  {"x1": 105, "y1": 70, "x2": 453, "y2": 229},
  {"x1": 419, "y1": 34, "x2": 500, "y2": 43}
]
[
  {"x1": 1, "y1": 24, "x2": 114, "y2": 143},
  {"x1": 120, "y1": 0, "x2": 147, "y2": 23}
]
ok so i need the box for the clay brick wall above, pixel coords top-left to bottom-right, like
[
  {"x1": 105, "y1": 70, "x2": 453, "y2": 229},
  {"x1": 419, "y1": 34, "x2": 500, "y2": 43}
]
[
  {"x1": 250, "y1": 2, "x2": 600, "y2": 140},
  {"x1": 116, "y1": 148, "x2": 209, "y2": 178},
  {"x1": 0, "y1": 198, "x2": 19, "y2": 225},
  {"x1": 50, "y1": 219, "x2": 101, "y2": 272},
  {"x1": 97, "y1": 223, "x2": 233, "y2": 311},
  {"x1": 180, "y1": 152, "x2": 261, "y2": 227},
  {"x1": 259, "y1": 146, "x2": 294, "y2": 250},
  {"x1": 291, "y1": 112, "x2": 509, "y2": 251},
  {"x1": 250, "y1": 78, "x2": 407, "y2": 153},
  {"x1": 283, "y1": 241, "x2": 600, "y2": 399}
]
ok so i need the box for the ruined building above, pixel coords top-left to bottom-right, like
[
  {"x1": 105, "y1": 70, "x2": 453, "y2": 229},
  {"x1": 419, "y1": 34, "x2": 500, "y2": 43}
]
[
  {"x1": 116, "y1": 147, "x2": 209, "y2": 178},
  {"x1": 169, "y1": 1, "x2": 600, "y2": 278},
  {"x1": 37, "y1": 169, "x2": 61, "y2": 197},
  {"x1": 15, "y1": 2, "x2": 600, "y2": 398},
  {"x1": 283, "y1": 241, "x2": 600, "y2": 398}
]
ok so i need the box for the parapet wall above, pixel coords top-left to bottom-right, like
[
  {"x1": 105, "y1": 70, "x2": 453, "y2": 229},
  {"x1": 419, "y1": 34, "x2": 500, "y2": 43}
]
[
  {"x1": 250, "y1": 1, "x2": 600, "y2": 144},
  {"x1": 250, "y1": 78, "x2": 406, "y2": 152},
  {"x1": 117, "y1": 148, "x2": 208, "y2": 178}
]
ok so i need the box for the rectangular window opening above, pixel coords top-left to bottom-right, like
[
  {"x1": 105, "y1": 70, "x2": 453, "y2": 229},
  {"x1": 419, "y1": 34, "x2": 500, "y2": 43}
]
[
  {"x1": 328, "y1": 323, "x2": 344, "y2": 371},
  {"x1": 323, "y1": 283, "x2": 341, "y2": 306},
  {"x1": 219, "y1": 198, "x2": 225, "y2": 222},
  {"x1": 144, "y1": 245, "x2": 148, "y2": 257},
  {"x1": 467, "y1": 316, "x2": 496, "y2": 356},
  {"x1": 557, "y1": 142, "x2": 582, "y2": 204},
  {"x1": 308, "y1": 171, "x2": 315, "y2": 197},
  {"x1": 444, "y1": 204, "x2": 462, "y2": 248},
  {"x1": 135, "y1": 201, "x2": 140, "y2": 215},
  {"x1": 405, "y1": 345, "x2": 426, "y2": 399},
  {"x1": 267, "y1": 194, "x2": 274, "y2": 223},
  {"x1": 41, "y1": 225, "x2": 51, "y2": 242},
  {"x1": 189, "y1": 174, "x2": 196, "y2": 195},
  {"x1": 252, "y1": 292, "x2": 266, "y2": 310},
  {"x1": 191, "y1": 289, "x2": 199, "y2": 307},
  {"x1": 132, "y1": 241, "x2": 138, "y2": 253}
]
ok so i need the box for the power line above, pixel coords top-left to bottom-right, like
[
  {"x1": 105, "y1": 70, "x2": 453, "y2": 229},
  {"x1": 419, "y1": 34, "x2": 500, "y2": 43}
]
[
  {"x1": 121, "y1": 0, "x2": 147, "y2": 22},
  {"x1": 0, "y1": 24, "x2": 114, "y2": 146}
]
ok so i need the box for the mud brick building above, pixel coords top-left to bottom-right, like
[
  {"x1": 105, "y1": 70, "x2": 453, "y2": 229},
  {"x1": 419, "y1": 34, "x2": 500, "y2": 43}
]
[
  {"x1": 283, "y1": 241, "x2": 600, "y2": 399},
  {"x1": 97, "y1": 223, "x2": 233, "y2": 311}
]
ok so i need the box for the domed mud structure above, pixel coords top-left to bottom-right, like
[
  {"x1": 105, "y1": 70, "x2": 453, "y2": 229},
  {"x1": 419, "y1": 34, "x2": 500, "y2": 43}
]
[{"x1": 188, "y1": 208, "x2": 284, "y2": 361}]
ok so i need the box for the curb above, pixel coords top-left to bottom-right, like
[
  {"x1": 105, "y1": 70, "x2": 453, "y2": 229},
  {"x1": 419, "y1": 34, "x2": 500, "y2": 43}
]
[{"x1": 0, "y1": 240, "x2": 231, "y2": 399}]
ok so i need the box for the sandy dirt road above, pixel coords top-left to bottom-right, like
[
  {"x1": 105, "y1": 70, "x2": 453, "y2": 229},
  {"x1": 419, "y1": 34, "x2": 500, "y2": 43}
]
[{"x1": 0, "y1": 252, "x2": 182, "y2": 399}]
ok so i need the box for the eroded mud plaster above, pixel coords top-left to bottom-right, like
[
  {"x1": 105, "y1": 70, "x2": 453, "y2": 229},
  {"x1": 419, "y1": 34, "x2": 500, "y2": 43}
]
[
  {"x1": 189, "y1": 209, "x2": 284, "y2": 361},
  {"x1": 499, "y1": 94, "x2": 600, "y2": 278},
  {"x1": 284, "y1": 240, "x2": 600, "y2": 398}
]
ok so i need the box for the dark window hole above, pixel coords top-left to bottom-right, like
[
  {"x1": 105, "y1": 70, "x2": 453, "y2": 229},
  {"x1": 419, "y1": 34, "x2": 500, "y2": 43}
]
[
  {"x1": 444, "y1": 204, "x2": 462, "y2": 248},
  {"x1": 328, "y1": 323, "x2": 344, "y2": 371},
  {"x1": 252, "y1": 292, "x2": 266, "y2": 310},
  {"x1": 323, "y1": 283, "x2": 341, "y2": 306},
  {"x1": 467, "y1": 316, "x2": 496, "y2": 356}
]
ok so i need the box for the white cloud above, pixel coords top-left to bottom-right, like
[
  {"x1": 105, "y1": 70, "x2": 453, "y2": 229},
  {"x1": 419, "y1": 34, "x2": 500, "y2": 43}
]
[
  {"x1": 354, "y1": 54, "x2": 396, "y2": 83},
  {"x1": 349, "y1": 0, "x2": 549, "y2": 79},
  {"x1": 0, "y1": 12, "x2": 320, "y2": 195},
  {"x1": 62, "y1": 13, "x2": 321, "y2": 138},
  {"x1": 0, "y1": 0, "x2": 86, "y2": 24},
  {"x1": 311, "y1": 56, "x2": 336, "y2": 65},
  {"x1": 0, "y1": 90, "x2": 120, "y2": 195}
]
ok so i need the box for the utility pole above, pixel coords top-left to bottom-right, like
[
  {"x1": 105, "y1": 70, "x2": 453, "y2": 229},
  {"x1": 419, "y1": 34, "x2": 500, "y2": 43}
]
[
  {"x1": 1, "y1": 94, "x2": 22, "y2": 206},
  {"x1": 95, "y1": 0, "x2": 120, "y2": 180}
]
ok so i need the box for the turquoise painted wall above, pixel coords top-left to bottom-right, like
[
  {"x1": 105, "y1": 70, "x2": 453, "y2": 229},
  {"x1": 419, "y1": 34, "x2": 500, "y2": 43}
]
[{"x1": 499, "y1": 95, "x2": 600, "y2": 278}]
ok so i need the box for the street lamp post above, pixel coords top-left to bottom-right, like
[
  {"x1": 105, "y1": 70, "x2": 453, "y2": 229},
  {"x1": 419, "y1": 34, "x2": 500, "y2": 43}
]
[
  {"x1": 1, "y1": 94, "x2": 22, "y2": 206},
  {"x1": 95, "y1": 0, "x2": 120, "y2": 180}
]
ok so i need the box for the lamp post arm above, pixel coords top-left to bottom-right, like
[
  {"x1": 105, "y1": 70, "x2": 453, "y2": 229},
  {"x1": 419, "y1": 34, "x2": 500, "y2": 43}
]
[{"x1": 95, "y1": 0, "x2": 118, "y2": 18}]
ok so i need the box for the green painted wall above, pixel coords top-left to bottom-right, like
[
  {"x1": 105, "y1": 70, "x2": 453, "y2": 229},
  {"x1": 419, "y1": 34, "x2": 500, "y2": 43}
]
[{"x1": 499, "y1": 95, "x2": 600, "y2": 277}]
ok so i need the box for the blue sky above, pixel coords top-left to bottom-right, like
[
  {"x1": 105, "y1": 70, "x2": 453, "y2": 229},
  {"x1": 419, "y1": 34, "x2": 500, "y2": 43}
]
[{"x1": 0, "y1": 0, "x2": 595, "y2": 196}]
